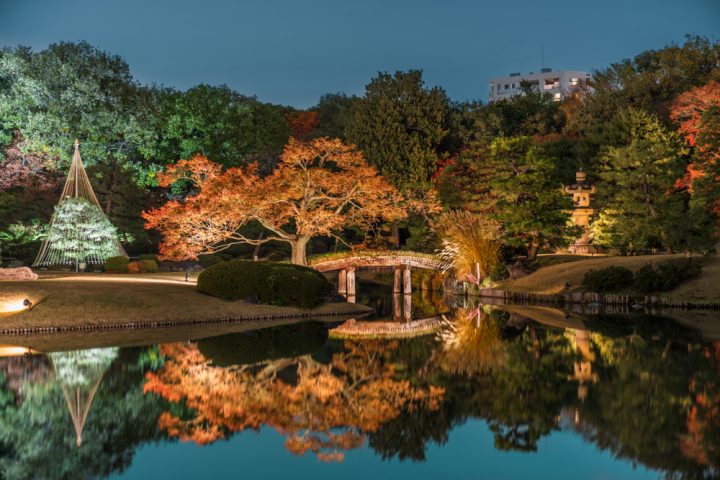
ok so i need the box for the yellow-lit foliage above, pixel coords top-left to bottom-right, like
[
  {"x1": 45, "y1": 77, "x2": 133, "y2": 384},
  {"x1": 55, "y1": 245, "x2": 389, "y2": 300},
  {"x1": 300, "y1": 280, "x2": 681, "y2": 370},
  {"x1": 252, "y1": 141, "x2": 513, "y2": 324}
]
[
  {"x1": 435, "y1": 210, "x2": 501, "y2": 285},
  {"x1": 437, "y1": 307, "x2": 507, "y2": 376}
]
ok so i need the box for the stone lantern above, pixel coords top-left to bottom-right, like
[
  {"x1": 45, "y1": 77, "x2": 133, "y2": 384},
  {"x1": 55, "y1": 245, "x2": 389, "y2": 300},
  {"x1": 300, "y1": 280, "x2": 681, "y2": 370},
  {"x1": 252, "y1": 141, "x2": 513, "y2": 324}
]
[{"x1": 564, "y1": 169, "x2": 596, "y2": 254}]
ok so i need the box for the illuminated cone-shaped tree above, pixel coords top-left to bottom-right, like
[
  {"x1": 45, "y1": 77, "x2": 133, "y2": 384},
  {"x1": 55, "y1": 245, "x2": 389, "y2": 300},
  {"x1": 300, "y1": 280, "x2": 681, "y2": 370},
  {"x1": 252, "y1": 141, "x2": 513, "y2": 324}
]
[{"x1": 33, "y1": 140, "x2": 126, "y2": 270}]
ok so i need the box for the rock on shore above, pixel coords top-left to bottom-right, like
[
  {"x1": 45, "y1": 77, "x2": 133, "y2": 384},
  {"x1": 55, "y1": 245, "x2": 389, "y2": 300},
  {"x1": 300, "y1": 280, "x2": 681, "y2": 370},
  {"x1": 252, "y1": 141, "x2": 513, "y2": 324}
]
[{"x1": 0, "y1": 267, "x2": 38, "y2": 281}]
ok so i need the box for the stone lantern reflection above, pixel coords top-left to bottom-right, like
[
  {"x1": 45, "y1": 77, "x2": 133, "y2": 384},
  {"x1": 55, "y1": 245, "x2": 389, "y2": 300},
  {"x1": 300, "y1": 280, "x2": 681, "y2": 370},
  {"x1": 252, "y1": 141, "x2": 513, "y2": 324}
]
[{"x1": 565, "y1": 169, "x2": 597, "y2": 254}]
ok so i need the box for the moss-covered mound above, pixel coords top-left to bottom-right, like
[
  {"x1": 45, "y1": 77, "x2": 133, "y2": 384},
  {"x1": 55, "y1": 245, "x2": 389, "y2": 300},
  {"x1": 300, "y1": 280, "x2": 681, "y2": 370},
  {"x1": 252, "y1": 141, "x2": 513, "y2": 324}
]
[{"x1": 197, "y1": 259, "x2": 330, "y2": 308}]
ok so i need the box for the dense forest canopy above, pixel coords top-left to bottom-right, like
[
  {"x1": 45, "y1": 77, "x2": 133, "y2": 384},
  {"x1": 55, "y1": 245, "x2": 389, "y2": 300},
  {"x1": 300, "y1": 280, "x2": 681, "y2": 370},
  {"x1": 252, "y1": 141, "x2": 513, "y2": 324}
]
[{"x1": 1, "y1": 36, "x2": 719, "y2": 263}]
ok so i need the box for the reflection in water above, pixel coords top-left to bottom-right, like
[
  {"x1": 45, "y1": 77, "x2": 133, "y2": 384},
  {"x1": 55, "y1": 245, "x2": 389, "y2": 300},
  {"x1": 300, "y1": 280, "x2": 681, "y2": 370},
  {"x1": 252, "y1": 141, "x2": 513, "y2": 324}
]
[
  {"x1": 567, "y1": 329, "x2": 599, "y2": 401},
  {"x1": 144, "y1": 336, "x2": 444, "y2": 462},
  {"x1": 437, "y1": 306, "x2": 506, "y2": 376},
  {"x1": 48, "y1": 348, "x2": 119, "y2": 446},
  {"x1": 0, "y1": 305, "x2": 717, "y2": 478}
]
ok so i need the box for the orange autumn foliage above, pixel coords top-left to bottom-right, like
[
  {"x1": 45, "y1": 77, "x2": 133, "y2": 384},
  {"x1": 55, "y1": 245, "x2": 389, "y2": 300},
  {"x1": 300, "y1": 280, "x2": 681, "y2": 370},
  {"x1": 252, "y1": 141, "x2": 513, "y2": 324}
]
[
  {"x1": 143, "y1": 340, "x2": 444, "y2": 462},
  {"x1": 670, "y1": 81, "x2": 720, "y2": 147},
  {"x1": 143, "y1": 138, "x2": 409, "y2": 264},
  {"x1": 286, "y1": 111, "x2": 320, "y2": 139},
  {"x1": 680, "y1": 342, "x2": 720, "y2": 468},
  {"x1": 670, "y1": 82, "x2": 720, "y2": 190}
]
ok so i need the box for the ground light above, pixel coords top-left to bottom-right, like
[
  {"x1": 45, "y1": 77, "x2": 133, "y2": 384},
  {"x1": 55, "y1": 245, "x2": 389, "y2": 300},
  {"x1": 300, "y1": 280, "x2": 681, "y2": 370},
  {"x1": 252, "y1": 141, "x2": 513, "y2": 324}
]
[
  {"x1": 0, "y1": 298, "x2": 34, "y2": 316},
  {"x1": 0, "y1": 345, "x2": 39, "y2": 357}
]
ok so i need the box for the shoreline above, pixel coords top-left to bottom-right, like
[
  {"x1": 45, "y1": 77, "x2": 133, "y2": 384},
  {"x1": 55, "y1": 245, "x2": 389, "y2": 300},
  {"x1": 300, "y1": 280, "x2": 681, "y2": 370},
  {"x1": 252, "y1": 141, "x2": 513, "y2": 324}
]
[
  {"x1": 0, "y1": 273, "x2": 373, "y2": 336},
  {"x1": 0, "y1": 307, "x2": 373, "y2": 337},
  {"x1": 497, "y1": 253, "x2": 720, "y2": 309},
  {"x1": 477, "y1": 288, "x2": 720, "y2": 310}
]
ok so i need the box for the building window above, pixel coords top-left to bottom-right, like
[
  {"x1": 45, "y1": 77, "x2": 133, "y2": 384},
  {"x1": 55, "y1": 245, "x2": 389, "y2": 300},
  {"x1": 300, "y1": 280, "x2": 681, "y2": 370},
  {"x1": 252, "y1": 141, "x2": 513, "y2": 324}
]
[
  {"x1": 553, "y1": 92, "x2": 561, "y2": 101},
  {"x1": 570, "y1": 77, "x2": 579, "y2": 86}
]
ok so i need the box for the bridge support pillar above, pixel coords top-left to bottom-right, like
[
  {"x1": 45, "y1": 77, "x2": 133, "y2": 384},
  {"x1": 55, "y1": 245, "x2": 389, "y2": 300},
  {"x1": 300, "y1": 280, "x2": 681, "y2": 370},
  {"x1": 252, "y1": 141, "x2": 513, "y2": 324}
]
[
  {"x1": 403, "y1": 266, "x2": 412, "y2": 295},
  {"x1": 338, "y1": 269, "x2": 347, "y2": 296},
  {"x1": 346, "y1": 267, "x2": 356, "y2": 303},
  {"x1": 403, "y1": 292, "x2": 412, "y2": 322},
  {"x1": 393, "y1": 267, "x2": 402, "y2": 294},
  {"x1": 393, "y1": 293, "x2": 402, "y2": 321}
]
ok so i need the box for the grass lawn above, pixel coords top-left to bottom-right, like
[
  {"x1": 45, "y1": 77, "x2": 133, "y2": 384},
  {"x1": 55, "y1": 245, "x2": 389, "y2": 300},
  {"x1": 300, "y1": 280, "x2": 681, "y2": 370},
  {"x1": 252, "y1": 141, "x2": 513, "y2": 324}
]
[
  {"x1": 502, "y1": 253, "x2": 715, "y2": 299},
  {"x1": 0, "y1": 272, "x2": 372, "y2": 333}
]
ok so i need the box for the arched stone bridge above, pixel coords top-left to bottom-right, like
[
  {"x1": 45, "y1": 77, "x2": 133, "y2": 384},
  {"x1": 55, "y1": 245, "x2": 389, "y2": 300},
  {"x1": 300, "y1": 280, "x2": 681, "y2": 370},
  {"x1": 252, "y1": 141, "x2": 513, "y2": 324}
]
[{"x1": 308, "y1": 251, "x2": 445, "y2": 300}]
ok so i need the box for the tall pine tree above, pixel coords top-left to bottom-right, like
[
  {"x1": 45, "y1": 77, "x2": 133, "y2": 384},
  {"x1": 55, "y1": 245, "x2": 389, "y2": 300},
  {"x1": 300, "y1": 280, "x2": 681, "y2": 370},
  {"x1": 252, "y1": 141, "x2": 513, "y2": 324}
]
[{"x1": 593, "y1": 109, "x2": 690, "y2": 253}]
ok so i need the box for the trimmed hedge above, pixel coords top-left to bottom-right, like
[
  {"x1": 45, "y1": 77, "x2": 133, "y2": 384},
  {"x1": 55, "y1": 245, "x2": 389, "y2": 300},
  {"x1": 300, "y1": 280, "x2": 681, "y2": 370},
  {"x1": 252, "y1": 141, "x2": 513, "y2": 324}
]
[
  {"x1": 581, "y1": 266, "x2": 634, "y2": 293},
  {"x1": 582, "y1": 260, "x2": 702, "y2": 294},
  {"x1": 104, "y1": 256, "x2": 129, "y2": 273},
  {"x1": 634, "y1": 260, "x2": 702, "y2": 293},
  {"x1": 197, "y1": 260, "x2": 330, "y2": 308}
]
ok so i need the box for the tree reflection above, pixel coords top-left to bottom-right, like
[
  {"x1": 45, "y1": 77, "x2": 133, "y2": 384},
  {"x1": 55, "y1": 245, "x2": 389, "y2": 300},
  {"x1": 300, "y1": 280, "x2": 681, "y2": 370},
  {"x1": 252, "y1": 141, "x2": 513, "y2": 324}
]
[
  {"x1": 0, "y1": 348, "x2": 163, "y2": 480},
  {"x1": 0, "y1": 311, "x2": 716, "y2": 478},
  {"x1": 437, "y1": 306, "x2": 507, "y2": 376},
  {"x1": 682, "y1": 341, "x2": 720, "y2": 472},
  {"x1": 48, "y1": 348, "x2": 119, "y2": 447},
  {"x1": 144, "y1": 338, "x2": 444, "y2": 462}
]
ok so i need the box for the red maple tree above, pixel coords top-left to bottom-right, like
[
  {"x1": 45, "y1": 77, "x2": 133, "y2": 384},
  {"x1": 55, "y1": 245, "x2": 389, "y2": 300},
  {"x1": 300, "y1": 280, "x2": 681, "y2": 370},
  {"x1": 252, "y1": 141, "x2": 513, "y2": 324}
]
[{"x1": 143, "y1": 137, "x2": 408, "y2": 264}]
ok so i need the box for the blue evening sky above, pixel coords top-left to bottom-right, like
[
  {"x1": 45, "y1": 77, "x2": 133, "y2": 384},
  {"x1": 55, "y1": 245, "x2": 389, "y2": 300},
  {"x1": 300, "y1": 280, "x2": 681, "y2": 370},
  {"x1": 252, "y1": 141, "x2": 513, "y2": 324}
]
[{"x1": 1, "y1": 0, "x2": 718, "y2": 107}]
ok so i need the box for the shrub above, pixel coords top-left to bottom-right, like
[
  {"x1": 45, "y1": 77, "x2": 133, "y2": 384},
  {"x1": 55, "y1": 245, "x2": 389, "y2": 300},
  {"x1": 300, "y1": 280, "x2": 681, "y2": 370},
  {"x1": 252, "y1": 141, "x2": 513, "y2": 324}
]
[
  {"x1": 138, "y1": 254, "x2": 158, "y2": 262},
  {"x1": 198, "y1": 254, "x2": 226, "y2": 268},
  {"x1": 127, "y1": 261, "x2": 144, "y2": 273},
  {"x1": 141, "y1": 259, "x2": 159, "y2": 273},
  {"x1": 197, "y1": 260, "x2": 330, "y2": 308},
  {"x1": 633, "y1": 264, "x2": 664, "y2": 293},
  {"x1": 104, "y1": 256, "x2": 129, "y2": 273},
  {"x1": 581, "y1": 266, "x2": 634, "y2": 293},
  {"x1": 635, "y1": 260, "x2": 702, "y2": 293}
]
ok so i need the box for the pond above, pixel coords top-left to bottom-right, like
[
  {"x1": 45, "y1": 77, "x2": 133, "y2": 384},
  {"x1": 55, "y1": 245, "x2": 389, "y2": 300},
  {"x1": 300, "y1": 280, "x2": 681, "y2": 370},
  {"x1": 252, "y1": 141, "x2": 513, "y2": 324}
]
[{"x1": 0, "y1": 279, "x2": 717, "y2": 479}]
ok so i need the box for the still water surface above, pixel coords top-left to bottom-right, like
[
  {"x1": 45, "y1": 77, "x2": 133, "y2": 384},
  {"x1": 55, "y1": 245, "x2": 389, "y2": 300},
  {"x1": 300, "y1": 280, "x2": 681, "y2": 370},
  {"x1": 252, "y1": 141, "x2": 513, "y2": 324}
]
[{"x1": 0, "y1": 282, "x2": 718, "y2": 480}]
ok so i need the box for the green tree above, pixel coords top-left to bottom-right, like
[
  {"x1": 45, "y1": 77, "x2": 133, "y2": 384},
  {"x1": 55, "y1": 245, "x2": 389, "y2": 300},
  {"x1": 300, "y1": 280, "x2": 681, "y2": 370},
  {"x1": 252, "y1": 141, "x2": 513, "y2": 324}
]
[
  {"x1": 446, "y1": 84, "x2": 565, "y2": 155},
  {"x1": 487, "y1": 137, "x2": 573, "y2": 260},
  {"x1": 566, "y1": 36, "x2": 720, "y2": 136},
  {"x1": 593, "y1": 109, "x2": 692, "y2": 253},
  {"x1": 156, "y1": 84, "x2": 289, "y2": 169},
  {"x1": 88, "y1": 158, "x2": 154, "y2": 252},
  {"x1": 0, "y1": 42, "x2": 158, "y2": 170},
  {"x1": 346, "y1": 70, "x2": 449, "y2": 193},
  {"x1": 313, "y1": 93, "x2": 357, "y2": 139}
]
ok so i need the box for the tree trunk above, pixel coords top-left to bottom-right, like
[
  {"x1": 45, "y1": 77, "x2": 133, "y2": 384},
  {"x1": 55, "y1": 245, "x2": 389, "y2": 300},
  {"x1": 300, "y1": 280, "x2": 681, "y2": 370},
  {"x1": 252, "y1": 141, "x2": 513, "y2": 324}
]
[
  {"x1": 390, "y1": 222, "x2": 401, "y2": 249},
  {"x1": 526, "y1": 235, "x2": 541, "y2": 262},
  {"x1": 290, "y1": 236, "x2": 311, "y2": 265},
  {"x1": 252, "y1": 231, "x2": 265, "y2": 260}
]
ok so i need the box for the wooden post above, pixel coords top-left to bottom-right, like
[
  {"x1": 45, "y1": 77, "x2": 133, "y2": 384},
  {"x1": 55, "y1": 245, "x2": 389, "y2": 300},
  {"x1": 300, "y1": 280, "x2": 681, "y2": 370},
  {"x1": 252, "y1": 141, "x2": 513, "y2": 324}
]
[
  {"x1": 393, "y1": 267, "x2": 402, "y2": 294},
  {"x1": 338, "y1": 269, "x2": 347, "y2": 296},
  {"x1": 403, "y1": 266, "x2": 412, "y2": 295}
]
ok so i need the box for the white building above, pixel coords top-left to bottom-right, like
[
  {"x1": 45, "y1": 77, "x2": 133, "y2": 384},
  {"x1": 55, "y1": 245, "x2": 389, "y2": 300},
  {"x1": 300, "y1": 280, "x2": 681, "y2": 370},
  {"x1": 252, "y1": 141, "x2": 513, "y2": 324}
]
[{"x1": 488, "y1": 68, "x2": 591, "y2": 103}]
